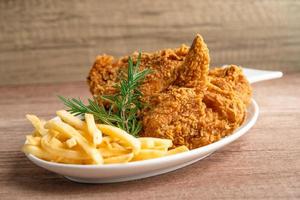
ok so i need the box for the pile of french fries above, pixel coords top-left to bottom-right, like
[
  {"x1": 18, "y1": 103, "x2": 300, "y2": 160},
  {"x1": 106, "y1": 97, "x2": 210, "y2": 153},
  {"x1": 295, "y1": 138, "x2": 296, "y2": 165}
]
[{"x1": 22, "y1": 110, "x2": 189, "y2": 164}]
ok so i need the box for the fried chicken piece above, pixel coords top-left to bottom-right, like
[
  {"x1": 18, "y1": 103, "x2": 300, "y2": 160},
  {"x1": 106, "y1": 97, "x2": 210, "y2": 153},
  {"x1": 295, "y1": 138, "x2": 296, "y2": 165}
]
[
  {"x1": 193, "y1": 65, "x2": 252, "y2": 147},
  {"x1": 175, "y1": 34, "x2": 210, "y2": 88},
  {"x1": 141, "y1": 87, "x2": 206, "y2": 149},
  {"x1": 87, "y1": 45, "x2": 189, "y2": 104},
  {"x1": 141, "y1": 66, "x2": 252, "y2": 149},
  {"x1": 141, "y1": 36, "x2": 252, "y2": 149},
  {"x1": 87, "y1": 34, "x2": 252, "y2": 149},
  {"x1": 208, "y1": 65, "x2": 252, "y2": 106},
  {"x1": 141, "y1": 34, "x2": 209, "y2": 148}
]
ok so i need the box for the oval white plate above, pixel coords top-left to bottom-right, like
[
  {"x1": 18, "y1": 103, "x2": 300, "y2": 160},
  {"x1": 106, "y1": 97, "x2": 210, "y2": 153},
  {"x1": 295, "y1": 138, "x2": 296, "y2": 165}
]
[{"x1": 25, "y1": 99, "x2": 259, "y2": 183}]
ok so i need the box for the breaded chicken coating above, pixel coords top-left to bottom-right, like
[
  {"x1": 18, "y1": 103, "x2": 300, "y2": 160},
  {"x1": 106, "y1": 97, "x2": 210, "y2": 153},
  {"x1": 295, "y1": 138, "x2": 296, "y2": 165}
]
[
  {"x1": 88, "y1": 45, "x2": 189, "y2": 104},
  {"x1": 175, "y1": 34, "x2": 210, "y2": 88},
  {"x1": 87, "y1": 34, "x2": 252, "y2": 149}
]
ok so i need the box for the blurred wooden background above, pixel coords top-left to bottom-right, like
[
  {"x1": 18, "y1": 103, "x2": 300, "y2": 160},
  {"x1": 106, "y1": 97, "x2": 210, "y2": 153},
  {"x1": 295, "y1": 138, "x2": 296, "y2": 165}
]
[{"x1": 0, "y1": 0, "x2": 299, "y2": 86}]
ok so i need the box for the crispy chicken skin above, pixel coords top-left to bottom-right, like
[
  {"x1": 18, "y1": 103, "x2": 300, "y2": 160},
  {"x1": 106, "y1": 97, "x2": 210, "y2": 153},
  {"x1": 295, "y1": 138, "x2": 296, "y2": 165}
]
[
  {"x1": 141, "y1": 66, "x2": 251, "y2": 149},
  {"x1": 87, "y1": 34, "x2": 252, "y2": 149},
  {"x1": 141, "y1": 87, "x2": 207, "y2": 149},
  {"x1": 87, "y1": 45, "x2": 189, "y2": 103},
  {"x1": 175, "y1": 35, "x2": 210, "y2": 88},
  {"x1": 141, "y1": 35, "x2": 252, "y2": 148},
  {"x1": 208, "y1": 66, "x2": 252, "y2": 106}
]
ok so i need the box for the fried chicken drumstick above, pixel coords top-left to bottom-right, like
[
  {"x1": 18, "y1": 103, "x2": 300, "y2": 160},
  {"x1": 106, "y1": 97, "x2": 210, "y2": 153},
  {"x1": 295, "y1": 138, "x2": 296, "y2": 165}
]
[{"x1": 87, "y1": 34, "x2": 252, "y2": 149}]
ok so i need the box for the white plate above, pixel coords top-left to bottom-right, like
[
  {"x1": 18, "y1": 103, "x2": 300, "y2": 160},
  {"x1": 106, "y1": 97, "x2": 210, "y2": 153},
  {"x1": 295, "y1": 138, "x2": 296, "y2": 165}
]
[
  {"x1": 25, "y1": 99, "x2": 259, "y2": 183},
  {"x1": 24, "y1": 68, "x2": 282, "y2": 183}
]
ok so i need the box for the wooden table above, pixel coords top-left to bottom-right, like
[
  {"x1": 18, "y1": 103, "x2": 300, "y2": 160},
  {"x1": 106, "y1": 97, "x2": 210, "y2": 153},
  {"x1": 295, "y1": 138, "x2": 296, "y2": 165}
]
[
  {"x1": 1, "y1": 0, "x2": 300, "y2": 86},
  {"x1": 0, "y1": 73, "x2": 299, "y2": 200}
]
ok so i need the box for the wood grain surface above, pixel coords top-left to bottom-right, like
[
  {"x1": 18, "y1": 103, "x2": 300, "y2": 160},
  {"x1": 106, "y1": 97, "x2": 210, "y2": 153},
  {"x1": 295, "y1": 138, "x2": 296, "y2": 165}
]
[
  {"x1": 0, "y1": 0, "x2": 300, "y2": 86},
  {"x1": 0, "y1": 73, "x2": 299, "y2": 200}
]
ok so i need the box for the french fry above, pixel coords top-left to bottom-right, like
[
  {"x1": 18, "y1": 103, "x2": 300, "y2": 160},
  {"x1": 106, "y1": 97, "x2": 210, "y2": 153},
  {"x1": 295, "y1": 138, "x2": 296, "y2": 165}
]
[
  {"x1": 26, "y1": 114, "x2": 48, "y2": 136},
  {"x1": 23, "y1": 113, "x2": 190, "y2": 165},
  {"x1": 104, "y1": 153, "x2": 134, "y2": 164},
  {"x1": 66, "y1": 137, "x2": 77, "y2": 148},
  {"x1": 41, "y1": 135, "x2": 89, "y2": 161},
  {"x1": 22, "y1": 144, "x2": 55, "y2": 161},
  {"x1": 85, "y1": 113, "x2": 102, "y2": 145},
  {"x1": 138, "y1": 137, "x2": 172, "y2": 151},
  {"x1": 57, "y1": 110, "x2": 102, "y2": 146},
  {"x1": 166, "y1": 146, "x2": 189, "y2": 156},
  {"x1": 56, "y1": 110, "x2": 85, "y2": 130},
  {"x1": 98, "y1": 136, "x2": 113, "y2": 149},
  {"x1": 132, "y1": 149, "x2": 166, "y2": 161},
  {"x1": 25, "y1": 135, "x2": 41, "y2": 146},
  {"x1": 78, "y1": 130, "x2": 90, "y2": 139},
  {"x1": 153, "y1": 138, "x2": 172, "y2": 149},
  {"x1": 49, "y1": 136, "x2": 64, "y2": 148},
  {"x1": 97, "y1": 124, "x2": 141, "y2": 155},
  {"x1": 152, "y1": 145, "x2": 170, "y2": 151},
  {"x1": 45, "y1": 120, "x2": 103, "y2": 164},
  {"x1": 139, "y1": 138, "x2": 155, "y2": 149},
  {"x1": 48, "y1": 129, "x2": 69, "y2": 141},
  {"x1": 111, "y1": 142, "x2": 127, "y2": 151},
  {"x1": 98, "y1": 147, "x2": 130, "y2": 158},
  {"x1": 32, "y1": 130, "x2": 40, "y2": 137},
  {"x1": 23, "y1": 144, "x2": 87, "y2": 164}
]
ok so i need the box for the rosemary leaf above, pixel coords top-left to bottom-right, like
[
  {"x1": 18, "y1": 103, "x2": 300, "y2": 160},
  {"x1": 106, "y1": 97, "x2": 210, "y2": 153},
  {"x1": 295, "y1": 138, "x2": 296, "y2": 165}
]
[{"x1": 58, "y1": 52, "x2": 151, "y2": 136}]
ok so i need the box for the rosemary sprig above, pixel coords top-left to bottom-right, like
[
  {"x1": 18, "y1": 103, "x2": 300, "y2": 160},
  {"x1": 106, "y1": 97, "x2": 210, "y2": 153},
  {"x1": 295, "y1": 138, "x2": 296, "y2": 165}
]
[{"x1": 58, "y1": 53, "x2": 151, "y2": 136}]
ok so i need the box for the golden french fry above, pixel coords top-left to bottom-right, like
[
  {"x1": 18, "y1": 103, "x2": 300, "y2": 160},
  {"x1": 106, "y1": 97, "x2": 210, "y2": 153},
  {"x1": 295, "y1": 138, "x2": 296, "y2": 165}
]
[
  {"x1": 97, "y1": 124, "x2": 141, "y2": 155},
  {"x1": 45, "y1": 120, "x2": 103, "y2": 164},
  {"x1": 48, "y1": 129, "x2": 69, "y2": 141},
  {"x1": 23, "y1": 144, "x2": 87, "y2": 164},
  {"x1": 98, "y1": 136, "x2": 113, "y2": 149},
  {"x1": 41, "y1": 135, "x2": 89, "y2": 161},
  {"x1": 66, "y1": 137, "x2": 77, "y2": 148},
  {"x1": 49, "y1": 136, "x2": 64, "y2": 148},
  {"x1": 151, "y1": 145, "x2": 170, "y2": 151},
  {"x1": 138, "y1": 138, "x2": 155, "y2": 149},
  {"x1": 111, "y1": 142, "x2": 127, "y2": 151},
  {"x1": 98, "y1": 147, "x2": 130, "y2": 158},
  {"x1": 113, "y1": 140, "x2": 132, "y2": 150},
  {"x1": 103, "y1": 153, "x2": 134, "y2": 164},
  {"x1": 132, "y1": 149, "x2": 166, "y2": 161},
  {"x1": 166, "y1": 146, "x2": 189, "y2": 156},
  {"x1": 153, "y1": 138, "x2": 172, "y2": 148},
  {"x1": 24, "y1": 112, "x2": 189, "y2": 165},
  {"x1": 26, "y1": 114, "x2": 48, "y2": 136},
  {"x1": 32, "y1": 130, "x2": 40, "y2": 137},
  {"x1": 56, "y1": 111, "x2": 101, "y2": 145},
  {"x1": 103, "y1": 136, "x2": 112, "y2": 142},
  {"x1": 85, "y1": 113, "x2": 102, "y2": 145},
  {"x1": 138, "y1": 137, "x2": 172, "y2": 151},
  {"x1": 56, "y1": 110, "x2": 85, "y2": 130},
  {"x1": 102, "y1": 136, "x2": 112, "y2": 145},
  {"x1": 22, "y1": 144, "x2": 55, "y2": 161},
  {"x1": 78, "y1": 130, "x2": 90, "y2": 139},
  {"x1": 25, "y1": 135, "x2": 41, "y2": 146}
]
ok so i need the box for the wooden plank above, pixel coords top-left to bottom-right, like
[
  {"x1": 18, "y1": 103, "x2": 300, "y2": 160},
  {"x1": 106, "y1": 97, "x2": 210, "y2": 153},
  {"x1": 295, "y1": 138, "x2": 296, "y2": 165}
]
[
  {"x1": 0, "y1": 73, "x2": 299, "y2": 199},
  {"x1": 0, "y1": 0, "x2": 299, "y2": 86}
]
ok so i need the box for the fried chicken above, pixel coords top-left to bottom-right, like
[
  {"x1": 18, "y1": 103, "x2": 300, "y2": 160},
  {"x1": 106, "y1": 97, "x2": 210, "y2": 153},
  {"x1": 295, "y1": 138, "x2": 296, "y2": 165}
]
[
  {"x1": 175, "y1": 35, "x2": 210, "y2": 88},
  {"x1": 141, "y1": 67, "x2": 251, "y2": 149},
  {"x1": 208, "y1": 66, "x2": 252, "y2": 106},
  {"x1": 87, "y1": 34, "x2": 252, "y2": 149},
  {"x1": 88, "y1": 45, "x2": 189, "y2": 104}
]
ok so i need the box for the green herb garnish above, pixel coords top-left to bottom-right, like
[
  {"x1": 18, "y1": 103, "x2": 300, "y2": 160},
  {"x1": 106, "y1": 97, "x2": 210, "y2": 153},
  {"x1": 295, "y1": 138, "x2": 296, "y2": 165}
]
[{"x1": 58, "y1": 53, "x2": 151, "y2": 137}]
